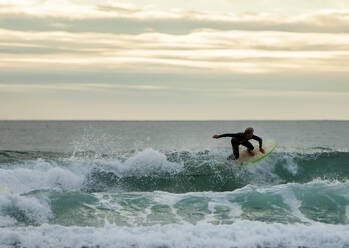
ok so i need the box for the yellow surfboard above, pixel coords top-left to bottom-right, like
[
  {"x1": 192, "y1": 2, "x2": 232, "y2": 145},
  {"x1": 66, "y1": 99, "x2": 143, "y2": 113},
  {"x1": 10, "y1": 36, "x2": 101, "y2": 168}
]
[{"x1": 236, "y1": 143, "x2": 277, "y2": 166}]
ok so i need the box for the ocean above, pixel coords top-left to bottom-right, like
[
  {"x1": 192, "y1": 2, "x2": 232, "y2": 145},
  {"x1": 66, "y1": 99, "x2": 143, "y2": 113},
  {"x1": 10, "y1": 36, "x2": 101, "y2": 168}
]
[{"x1": 0, "y1": 120, "x2": 348, "y2": 248}]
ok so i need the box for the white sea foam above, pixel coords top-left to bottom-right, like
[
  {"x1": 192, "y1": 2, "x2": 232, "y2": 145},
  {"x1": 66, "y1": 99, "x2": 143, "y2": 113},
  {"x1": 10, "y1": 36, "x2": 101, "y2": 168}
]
[
  {"x1": 77, "y1": 148, "x2": 184, "y2": 178},
  {"x1": 0, "y1": 166, "x2": 85, "y2": 194},
  {"x1": 0, "y1": 194, "x2": 52, "y2": 226},
  {"x1": 280, "y1": 153, "x2": 299, "y2": 175},
  {"x1": 122, "y1": 148, "x2": 183, "y2": 176},
  {"x1": 0, "y1": 216, "x2": 17, "y2": 227},
  {"x1": 1, "y1": 221, "x2": 349, "y2": 248},
  {"x1": 280, "y1": 187, "x2": 310, "y2": 223}
]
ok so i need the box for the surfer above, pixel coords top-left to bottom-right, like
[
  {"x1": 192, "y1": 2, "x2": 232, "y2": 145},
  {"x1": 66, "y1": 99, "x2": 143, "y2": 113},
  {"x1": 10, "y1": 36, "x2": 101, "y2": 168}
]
[{"x1": 212, "y1": 127, "x2": 265, "y2": 160}]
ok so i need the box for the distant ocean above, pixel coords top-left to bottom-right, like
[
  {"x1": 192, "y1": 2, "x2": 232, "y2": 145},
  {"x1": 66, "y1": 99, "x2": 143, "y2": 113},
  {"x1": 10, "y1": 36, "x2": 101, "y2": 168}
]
[{"x1": 0, "y1": 120, "x2": 349, "y2": 248}]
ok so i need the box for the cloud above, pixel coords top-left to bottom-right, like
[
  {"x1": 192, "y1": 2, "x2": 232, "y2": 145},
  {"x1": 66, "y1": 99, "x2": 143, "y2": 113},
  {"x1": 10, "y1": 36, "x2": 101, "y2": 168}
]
[
  {"x1": 0, "y1": 1, "x2": 349, "y2": 34},
  {"x1": 1, "y1": 81, "x2": 348, "y2": 98},
  {"x1": 0, "y1": 83, "x2": 166, "y2": 93},
  {"x1": 1, "y1": 28, "x2": 349, "y2": 74},
  {"x1": 96, "y1": 4, "x2": 141, "y2": 15}
]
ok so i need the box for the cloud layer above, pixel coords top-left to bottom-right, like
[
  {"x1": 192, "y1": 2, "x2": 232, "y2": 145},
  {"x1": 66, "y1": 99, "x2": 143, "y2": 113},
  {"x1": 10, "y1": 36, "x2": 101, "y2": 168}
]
[{"x1": 1, "y1": 0, "x2": 349, "y2": 119}]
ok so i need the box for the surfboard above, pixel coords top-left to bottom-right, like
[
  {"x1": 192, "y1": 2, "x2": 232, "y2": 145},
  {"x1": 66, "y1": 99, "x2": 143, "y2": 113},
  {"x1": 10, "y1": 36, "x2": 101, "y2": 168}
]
[{"x1": 236, "y1": 143, "x2": 277, "y2": 166}]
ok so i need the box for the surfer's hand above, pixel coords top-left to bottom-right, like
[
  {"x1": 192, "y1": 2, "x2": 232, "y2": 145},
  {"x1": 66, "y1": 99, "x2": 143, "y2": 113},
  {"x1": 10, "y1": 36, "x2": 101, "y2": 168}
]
[
  {"x1": 212, "y1": 134, "x2": 220, "y2": 139},
  {"x1": 259, "y1": 148, "x2": 265, "y2": 153}
]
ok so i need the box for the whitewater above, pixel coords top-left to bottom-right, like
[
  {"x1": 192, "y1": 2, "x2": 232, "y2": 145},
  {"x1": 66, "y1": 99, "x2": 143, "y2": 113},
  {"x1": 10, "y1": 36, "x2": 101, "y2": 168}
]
[{"x1": 0, "y1": 120, "x2": 348, "y2": 248}]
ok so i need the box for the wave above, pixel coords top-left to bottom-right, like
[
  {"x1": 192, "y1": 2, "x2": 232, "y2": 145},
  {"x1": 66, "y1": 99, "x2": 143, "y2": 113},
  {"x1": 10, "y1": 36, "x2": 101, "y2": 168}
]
[
  {"x1": 1, "y1": 181, "x2": 349, "y2": 227},
  {"x1": 1, "y1": 148, "x2": 349, "y2": 193}
]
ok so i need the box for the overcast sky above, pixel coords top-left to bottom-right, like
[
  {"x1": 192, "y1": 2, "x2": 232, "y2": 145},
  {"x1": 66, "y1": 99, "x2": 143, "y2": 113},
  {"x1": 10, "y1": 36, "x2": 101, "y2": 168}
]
[{"x1": 1, "y1": 0, "x2": 349, "y2": 120}]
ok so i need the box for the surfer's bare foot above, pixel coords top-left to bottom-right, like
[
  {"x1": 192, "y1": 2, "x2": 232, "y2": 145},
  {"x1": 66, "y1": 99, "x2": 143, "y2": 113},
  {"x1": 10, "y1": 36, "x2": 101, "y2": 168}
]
[{"x1": 259, "y1": 148, "x2": 265, "y2": 154}]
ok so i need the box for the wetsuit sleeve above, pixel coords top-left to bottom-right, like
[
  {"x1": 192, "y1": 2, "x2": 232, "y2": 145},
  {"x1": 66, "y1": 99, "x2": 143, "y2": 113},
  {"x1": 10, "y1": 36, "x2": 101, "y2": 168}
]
[
  {"x1": 252, "y1": 135, "x2": 263, "y2": 148},
  {"x1": 217, "y1": 133, "x2": 239, "y2": 138}
]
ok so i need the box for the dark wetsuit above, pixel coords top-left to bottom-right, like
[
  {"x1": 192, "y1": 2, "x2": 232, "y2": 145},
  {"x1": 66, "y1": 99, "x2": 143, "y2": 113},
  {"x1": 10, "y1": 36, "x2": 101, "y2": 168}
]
[{"x1": 217, "y1": 132, "x2": 262, "y2": 160}]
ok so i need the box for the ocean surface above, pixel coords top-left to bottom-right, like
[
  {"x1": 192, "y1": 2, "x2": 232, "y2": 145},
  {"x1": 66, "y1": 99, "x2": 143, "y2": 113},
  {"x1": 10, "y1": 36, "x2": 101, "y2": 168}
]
[{"x1": 0, "y1": 120, "x2": 349, "y2": 248}]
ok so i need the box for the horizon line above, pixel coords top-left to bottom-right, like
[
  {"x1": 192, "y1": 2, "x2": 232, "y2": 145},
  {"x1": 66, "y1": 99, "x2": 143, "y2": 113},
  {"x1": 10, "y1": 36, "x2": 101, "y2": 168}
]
[{"x1": 0, "y1": 119, "x2": 348, "y2": 121}]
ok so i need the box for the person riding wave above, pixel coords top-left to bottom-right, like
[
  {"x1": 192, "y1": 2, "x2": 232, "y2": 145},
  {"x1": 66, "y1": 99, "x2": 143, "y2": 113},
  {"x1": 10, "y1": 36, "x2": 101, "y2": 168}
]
[{"x1": 212, "y1": 127, "x2": 265, "y2": 160}]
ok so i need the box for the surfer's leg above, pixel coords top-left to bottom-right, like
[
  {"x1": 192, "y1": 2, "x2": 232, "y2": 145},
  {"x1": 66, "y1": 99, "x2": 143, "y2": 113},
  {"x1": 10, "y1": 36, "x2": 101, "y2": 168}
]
[
  {"x1": 228, "y1": 139, "x2": 239, "y2": 160},
  {"x1": 242, "y1": 141, "x2": 255, "y2": 155}
]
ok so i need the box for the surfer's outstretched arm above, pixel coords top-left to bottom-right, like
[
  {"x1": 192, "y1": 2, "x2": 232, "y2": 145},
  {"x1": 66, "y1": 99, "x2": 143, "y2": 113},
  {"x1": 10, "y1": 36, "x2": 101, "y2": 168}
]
[
  {"x1": 212, "y1": 133, "x2": 239, "y2": 139},
  {"x1": 251, "y1": 135, "x2": 262, "y2": 148}
]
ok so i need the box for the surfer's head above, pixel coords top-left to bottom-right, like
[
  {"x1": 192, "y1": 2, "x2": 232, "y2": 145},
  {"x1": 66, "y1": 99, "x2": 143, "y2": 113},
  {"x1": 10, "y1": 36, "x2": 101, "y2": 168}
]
[{"x1": 244, "y1": 127, "x2": 254, "y2": 139}]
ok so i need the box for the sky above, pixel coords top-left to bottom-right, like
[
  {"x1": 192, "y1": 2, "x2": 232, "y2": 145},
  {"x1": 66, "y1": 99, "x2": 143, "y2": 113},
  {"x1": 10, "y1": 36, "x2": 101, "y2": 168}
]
[{"x1": 0, "y1": 0, "x2": 349, "y2": 120}]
